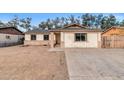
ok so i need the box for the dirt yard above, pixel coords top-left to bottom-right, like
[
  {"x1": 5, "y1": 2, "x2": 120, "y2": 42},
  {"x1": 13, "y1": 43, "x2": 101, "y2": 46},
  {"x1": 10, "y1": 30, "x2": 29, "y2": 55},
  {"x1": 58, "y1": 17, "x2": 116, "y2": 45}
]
[
  {"x1": 65, "y1": 48, "x2": 124, "y2": 80},
  {"x1": 0, "y1": 46, "x2": 69, "y2": 80}
]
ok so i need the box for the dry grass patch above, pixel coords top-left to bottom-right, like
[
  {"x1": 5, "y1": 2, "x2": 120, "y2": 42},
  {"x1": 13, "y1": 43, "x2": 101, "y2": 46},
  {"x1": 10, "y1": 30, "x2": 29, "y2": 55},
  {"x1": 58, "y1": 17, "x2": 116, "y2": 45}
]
[{"x1": 0, "y1": 46, "x2": 69, "y2": 80}]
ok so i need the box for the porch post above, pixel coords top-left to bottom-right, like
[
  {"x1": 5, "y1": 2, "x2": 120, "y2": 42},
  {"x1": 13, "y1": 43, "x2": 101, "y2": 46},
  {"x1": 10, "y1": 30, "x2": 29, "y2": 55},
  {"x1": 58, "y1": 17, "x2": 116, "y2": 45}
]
[
  {"x1": 60, "y1": 32, "x2": 64, "y2": 48},
  {"x1": 50, "y1": 32, "x2": 54, "y2": 48}
]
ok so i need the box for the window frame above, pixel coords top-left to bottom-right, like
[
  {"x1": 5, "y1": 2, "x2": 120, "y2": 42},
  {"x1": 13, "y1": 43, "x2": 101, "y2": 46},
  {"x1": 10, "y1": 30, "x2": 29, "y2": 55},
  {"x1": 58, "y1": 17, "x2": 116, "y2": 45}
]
[
  {"x1": 43, "y1": 34, "x2": 49, "y2": 40},
  {"x1": 31, "y1": 34, "x2": 36, "y2": 40},
  {"x1": 75, "y1": 33, "x2": 87, "y2": 42},
  {"x1": 6, "y1": 35, "x2": 11, "y2": 39}
]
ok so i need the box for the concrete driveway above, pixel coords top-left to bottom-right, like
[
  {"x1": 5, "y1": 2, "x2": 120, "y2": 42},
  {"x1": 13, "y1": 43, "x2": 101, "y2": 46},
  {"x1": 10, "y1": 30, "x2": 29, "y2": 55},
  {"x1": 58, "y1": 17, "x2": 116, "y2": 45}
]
[{"x1": 65, "y1": 48, "x2": 124, "y2": 80}]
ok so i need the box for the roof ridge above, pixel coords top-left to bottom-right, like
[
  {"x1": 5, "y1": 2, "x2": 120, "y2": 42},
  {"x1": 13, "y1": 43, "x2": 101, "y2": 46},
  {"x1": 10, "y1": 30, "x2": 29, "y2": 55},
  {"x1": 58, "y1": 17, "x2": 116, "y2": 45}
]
[{"x1": 63, "y1": 23, "x2": 87, "y2": 29}]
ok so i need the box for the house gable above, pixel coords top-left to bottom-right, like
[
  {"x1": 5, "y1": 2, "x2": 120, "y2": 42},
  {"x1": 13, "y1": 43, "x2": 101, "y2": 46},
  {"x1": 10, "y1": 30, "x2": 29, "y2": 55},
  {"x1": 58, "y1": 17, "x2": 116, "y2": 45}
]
[
  {"x1": 50, "y1": 24, "x2": 101, "y2": 32},
  {"x1": 63, "y1": 24, "x2": 87, "y2": 29},
  {"x1": 0, "y1": 27, "x2": 24, "y2": 35}
]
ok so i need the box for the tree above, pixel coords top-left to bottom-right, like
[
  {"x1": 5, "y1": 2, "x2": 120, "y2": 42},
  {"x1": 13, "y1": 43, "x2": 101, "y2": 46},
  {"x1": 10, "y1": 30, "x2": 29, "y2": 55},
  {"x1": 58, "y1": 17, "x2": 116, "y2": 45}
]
[
  {"x1": 75, "y1": 16, "x2": 81, "y2": 24},
  {"x1": 108, "y1": 14, "x2": 116, "y2": 26},
  {"x1": 89, "y1": 15, "x2": 96, "y2": 29},
  {"x1": 100, "y1": 16, "x2": 109, "y2": 30},
  {"x1": 46, "y1": 18, "x2": 54, "y2": 29},
  {"x1": 39, "y1": 21, "x2": 47, "y2": 30},
  {"x1": 95, "y1": 14, "x2": 103, "y2": 29},
  {"x1": 0, "y1": 21, "x2": 5, "y2": 27},
  {"x1": 39, "y1": 19, "x2": 54, "y2": 30},
  {"x1": 53, "y1": 17, "x2": 61, "y2": 28},
  {"x1": 7, "y1": 15, "x2": 19, "y2": 28},
  {"x1": 38, "y1": 13, "x2": 121, "y2": 30},
  {"x1": 64, "y1": 17, "x2": 69, "y2": 26},
  {"x1": 20, "y1": 17, "x2": 32, "y2": 31},
  {"x1": 32, "y1": 26, "x2": 40, "y2": 30},
  {"x1": 100, "y1": 14, "x2": 117, "y2": 30},
  {"x1": 68, "y1": 15, "x2": 76, "y2": 24},
  {"x1": 81, "y1": 13, "x2": 92, "y2": 27},
  {"x1": 60, "y1": 17, "x2": 65, "y2": 27},
  {"x1": 115, "y1": 21, "x2": 120, "y2": 26},
  {"x1": 119, "y1": 20, "x2": 124, "y2": 26}
]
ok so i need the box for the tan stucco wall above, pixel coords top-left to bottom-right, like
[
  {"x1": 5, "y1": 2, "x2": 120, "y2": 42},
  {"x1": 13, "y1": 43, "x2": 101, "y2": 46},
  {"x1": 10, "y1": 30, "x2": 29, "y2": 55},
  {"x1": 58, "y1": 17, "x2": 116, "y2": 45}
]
[
  {"x1": 25, "y1": 32, "x2": 101, "y2": 48},
  {"x1": 25, "y1": 34, "x2": 30, "y2": 40},
  {"x1": 24, "y1": 40, "x2": 50, "y2": 46},
  {"x1": 0, "y1": 33, "x2": 24, "y2": 44},
  {"x1": 37, "y1": 34, "x2": 43, "y2": 40},
  {"x1": 24, "y1": 34, "x2": 49, "y2": 46},
  {"x1": 63, "y1": 32, "x2": 101, "y2": 48},
  {"x1": 61, "y1": 32, "x2": 64, "y2": 42},
  {"x1": 25, "y1": 34, "x2": 44, "y2": 41}
]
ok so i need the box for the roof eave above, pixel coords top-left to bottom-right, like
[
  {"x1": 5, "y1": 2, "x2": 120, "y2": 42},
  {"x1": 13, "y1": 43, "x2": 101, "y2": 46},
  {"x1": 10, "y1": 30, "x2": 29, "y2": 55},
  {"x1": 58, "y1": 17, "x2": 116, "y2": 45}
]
[{"x1": 50, "y1": 30, "x2": 102, "y2": 32}]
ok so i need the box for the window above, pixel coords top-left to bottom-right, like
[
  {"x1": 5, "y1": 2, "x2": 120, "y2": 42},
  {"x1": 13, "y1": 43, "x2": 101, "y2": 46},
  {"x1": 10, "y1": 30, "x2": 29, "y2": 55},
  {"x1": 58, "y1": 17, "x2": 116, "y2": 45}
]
[
  {"x1": 6, "y1": 36, "x2": 10, "y2": 39},
  {"x1": 75, "y1": 33, "x2": 87, "y2": 41},
  {"x1": 44, "y1": 35, "x2": 49, "y2": 40},
  {"x1": 31, "y1": 35, "x2": 36, "y2": 40}
]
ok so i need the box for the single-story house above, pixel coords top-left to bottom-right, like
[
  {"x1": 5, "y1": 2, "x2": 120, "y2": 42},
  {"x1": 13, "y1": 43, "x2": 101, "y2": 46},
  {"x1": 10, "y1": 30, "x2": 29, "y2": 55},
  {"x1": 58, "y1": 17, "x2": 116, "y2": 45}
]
[
  {"x1": 24, "y1": 29, "x2": 50, "y2": 46},
  {"x1": 0, "y1": 27, "x2": 24, "y2": 47},
  {"x1": 24, "y1": 24, "x2": 102, "y2": 48},
  {"x1": 102, "y1": 26, "x2": 124, "y2": 36}
]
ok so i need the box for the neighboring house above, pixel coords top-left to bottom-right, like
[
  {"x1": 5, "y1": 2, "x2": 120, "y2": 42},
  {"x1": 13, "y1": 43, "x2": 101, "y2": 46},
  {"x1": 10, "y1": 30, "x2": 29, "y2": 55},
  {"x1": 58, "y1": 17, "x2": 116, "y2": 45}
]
[
  {"x1": 0, "y1": 27, "x2": 24, "y2": 47},
  {"x1": 102, "y1": 26, "x2": 124, "y2": 36},
  {"x1": 24, "y1": 24, "x2": 102, "y2": 48},
  {"x1": 24, "y1": 29, "x2": 50, "y2": 46}
]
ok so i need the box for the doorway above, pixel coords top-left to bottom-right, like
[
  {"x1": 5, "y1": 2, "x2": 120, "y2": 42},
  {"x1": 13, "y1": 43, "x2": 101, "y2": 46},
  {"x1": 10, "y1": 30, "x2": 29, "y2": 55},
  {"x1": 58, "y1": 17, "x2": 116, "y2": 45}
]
[{"x1": 55, "y1": 33, "x2": 61, "y2": 47}]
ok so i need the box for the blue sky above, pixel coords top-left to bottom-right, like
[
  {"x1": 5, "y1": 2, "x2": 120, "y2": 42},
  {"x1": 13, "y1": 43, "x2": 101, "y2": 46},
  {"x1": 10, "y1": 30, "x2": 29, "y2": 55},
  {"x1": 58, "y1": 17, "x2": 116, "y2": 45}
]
[{"x1": 0, "y1": 13, "x2": 124, "y2": 26}]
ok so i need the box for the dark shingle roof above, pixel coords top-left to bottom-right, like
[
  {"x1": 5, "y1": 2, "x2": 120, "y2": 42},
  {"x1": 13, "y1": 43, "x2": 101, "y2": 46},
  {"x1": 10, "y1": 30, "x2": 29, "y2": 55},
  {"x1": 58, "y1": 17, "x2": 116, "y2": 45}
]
[
  {"x1": 25, "y1": 29, "x2": 50, "y2": 34},
  {"x1": 50, "y1": 24, "x2": 102, "y2": 32},
  {"x1": 25, "y1": 24, "x2": 102, "y2": 34},
  {"x1": 0, "y1": 26, "x2": 24, "y2": 35}
]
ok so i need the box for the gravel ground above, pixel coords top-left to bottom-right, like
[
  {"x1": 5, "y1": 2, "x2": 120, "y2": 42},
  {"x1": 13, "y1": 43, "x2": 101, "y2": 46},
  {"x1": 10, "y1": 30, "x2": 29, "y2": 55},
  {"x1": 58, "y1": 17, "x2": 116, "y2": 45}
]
[{"x1": 0, "y1": 46, "x2": 69, "y2": 80}]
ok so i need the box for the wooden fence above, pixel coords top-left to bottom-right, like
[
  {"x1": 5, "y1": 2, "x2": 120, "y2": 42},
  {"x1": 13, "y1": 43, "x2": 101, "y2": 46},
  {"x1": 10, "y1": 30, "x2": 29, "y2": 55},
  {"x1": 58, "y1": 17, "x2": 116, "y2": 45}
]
[{"x1": 102, "y1": 36, "x2": 124, "y2": 48}]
